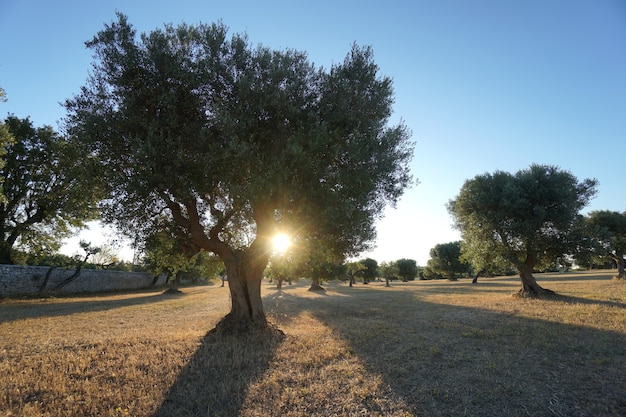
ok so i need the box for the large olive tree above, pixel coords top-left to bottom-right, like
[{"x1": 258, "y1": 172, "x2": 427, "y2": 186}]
[
  {"x1": 64, "y1": 14, "x2": 413, "y2": 332},
  {"x1": 447, "y1": 164, "x2": 597, "y2": 296}
]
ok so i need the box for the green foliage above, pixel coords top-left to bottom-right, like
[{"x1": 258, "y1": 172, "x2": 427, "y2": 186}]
[
  {"x1": 378, "y1": 261, "x2": 398, "y2": 281},
  {"x1": 180, "y1": 251, "x2": 224, "y2": 283},
  {"x1": 25, "y1": 252, "x2": 77, "y2": 267},
  {"x1": 584, "y1": 211, "x2": 626, "y2": 259},
  {"x1": 458, "y1": 240, "x2": 514, "y2": 278},
  {"x1": 425, "y1": 241, "x2": 471, "y2": 280},
  {"x1": 0, "y1": 122, "x2": 12, "y2": 195},
  {"x1": 0, "y1": 116, "x2": 101, "y2": 264},
  {"x1": 395, "y1": 258, "x2": 417, "y2": 281},
  {"x1": 141, "y1": 220, "x2": 195, "y2": 277},
  {"x1": 266, "y1": 245, "x2": 302, "y2": 286},
  {"x1": 293, "y1": 237, "x2": 346, "y2": 283},
  {"x1": 344, "y1": 260, "x2": 365, "y2": 286},
  {"x1": 448, "y1": 164, "x2": 598, "y2": 278},
  {"x1": 141, "y1": 217, "x2": 224, "y2": 282},
  {"x1": 64, "y1": 13, "x2": 413, "y2": 269},
  {"x1": 582, "y1": 210, "x2": 626, "y2": 276},
  {"x1": 359, "y1": 258, "x2": 378, "y2": 283},
  {"x1": 345, "y1": 261, "x2": 366, "y2": 278}
]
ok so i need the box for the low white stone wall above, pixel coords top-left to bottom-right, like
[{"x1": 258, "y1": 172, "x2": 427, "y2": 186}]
[{"x1": 0, "y1": 265, "x2": 168, "y2": 297}]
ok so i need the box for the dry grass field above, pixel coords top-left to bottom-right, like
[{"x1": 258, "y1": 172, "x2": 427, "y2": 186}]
[{"x1": 1, "y1": 270, "x2": 625, "y2": 416}]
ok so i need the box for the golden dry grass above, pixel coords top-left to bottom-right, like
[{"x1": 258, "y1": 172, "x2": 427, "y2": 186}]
[{"x1": 1, "y1": 270, "x2": 625, "y2": 416}]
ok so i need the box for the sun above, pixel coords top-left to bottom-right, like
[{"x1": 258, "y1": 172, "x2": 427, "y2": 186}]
[{"x1": 272, "y1": 233, "x2": 291, "y2": 253}]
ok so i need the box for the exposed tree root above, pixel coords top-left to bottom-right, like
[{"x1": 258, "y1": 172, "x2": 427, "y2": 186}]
[
  {"x1": 209, "y1": 313, "x2": 285, "y2": 338},
  {"x1": 514, "y1": 287, "x2": 557, "y2": 299},
  {"x1": 308, "y1": 283, "x2": 326, "y2": 292},
  {"x1": 162, "y1": 288, "x2": 183, "y2": 295}
]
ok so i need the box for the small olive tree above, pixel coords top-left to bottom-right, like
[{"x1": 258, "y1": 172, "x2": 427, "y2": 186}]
[{"x1": 425, "y1": 241, "x2": 471, "y2": 280}]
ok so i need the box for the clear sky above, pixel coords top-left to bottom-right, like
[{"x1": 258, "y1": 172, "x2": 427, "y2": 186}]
[{"x1": 1, "y1": 0, "x2": 625, "y2": 264}]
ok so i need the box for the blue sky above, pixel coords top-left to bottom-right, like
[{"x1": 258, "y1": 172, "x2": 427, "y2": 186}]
[{"x1": 1, "y1": 0, "x2": 625, "y2": 264}]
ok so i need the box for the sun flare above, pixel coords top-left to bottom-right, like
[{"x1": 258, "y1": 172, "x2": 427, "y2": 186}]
[{"x1": 272, "y1": 233, "x2": 291, "y2": 253}]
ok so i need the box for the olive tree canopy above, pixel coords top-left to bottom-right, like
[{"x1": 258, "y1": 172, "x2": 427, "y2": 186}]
[
  {"x1": 585, "y1": 210, "x2": 626, "y2": 278},
  {"x1": 447, "y1": 164, "x2": 597, "y2": 296},
  {"x1": 0, "y1": 116, "x2": 100, "y2": 264},
  {"x1": 64, "y1": 14, "x2": 413, "y2": 332},
  {"x1": 425, "y1": 241, "x2": 471, "y2": 280}
]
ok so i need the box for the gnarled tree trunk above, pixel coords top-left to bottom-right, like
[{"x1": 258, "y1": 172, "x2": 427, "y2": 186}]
[
  {"x1": 517, "y1": 264, "x2": 554, "y2": 297},
  {"x1": 613, "y1": 255, "x2": 625, "y2": 279},
  {"x1": 472, "y1": 268, "x2": 484, "y2": 284},
  {"x1": 164, "y1": 271, "x2": 182, "y2": 294},
  {"x1": 183, "y1": 202, "x2": 274, "y2": 334},
  {"x1": 308, "y1": 276, "x2": 325, "y2": 292},
  {"x1": 215, "y1": 254, "x2": 268, "y2": 333}
]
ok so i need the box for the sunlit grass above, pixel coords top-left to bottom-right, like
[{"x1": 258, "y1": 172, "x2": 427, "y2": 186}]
[{"x1": 1, "y1": 271, "x2": 625, "y2": 416}]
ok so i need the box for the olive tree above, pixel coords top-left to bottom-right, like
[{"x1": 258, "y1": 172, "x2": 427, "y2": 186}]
[
  {"x1": 447, "y1": 164, "x2": 597, "y2": 296},
  {"x1": 378, "y1": 261, "x2": 398, "y2": 287},
  {"x1": 395, "y1": 258, "x2": 417, "y2": 282},
  {"x1": 584, "y1": 210, "x2": 626, "y2": 278},
  {"x1": 424, "y1": 241, "x2": 471, "y2": 280},
  {"x1": 0, "y1": 116, "x2": 100, "y2": 264},
  {"x1": 359, "y1": 257, "x2": 378, "y2": 284},
  {"x1": 64, "y1": 14, "x2": 413, "y2": 332},
  {"x1": 141, "y1": 218, "x2": 199, "y2": 293}
]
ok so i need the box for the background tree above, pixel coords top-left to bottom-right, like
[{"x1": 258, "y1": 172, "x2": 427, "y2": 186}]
[
  {"x1": 1, "y1": 91, "x2": 12, "y2": 203},
  {"x1": 0, "y1": 116, "x2": 100, "y2": 264},
  {"x1": 378, "y1": 261, "x2": 398, "y2": 287},
  {"x1": 345, "y1": 261, "x2": 366, "y2": 287},
  {"x1": 86, "y1": 244, "x2": 121, "y2": 269},
  {"x1": 572, "y1": 224, "x2": 613, "y2": 270},
  {"x1": 142, "y1": 220, "x2": 199, "y2": 293},
  {"x1": 424, "y1": 241, "x2": 471, "y2": 280},
  {"x1": 395, "y1": 258, "x2": 417, "y2": 282},
  {"x1": 359, "y1": 257, "x2": 378, "y2": 284},
  {"x1": 64, "y1": 14, "x2": 413, "y2": 332},
  {"x1": 459, "y1": 242, "x2": 514, "y2": 283},
  {"x1": 180, "y1": 251, "x2": 224, "y2": 284},
  {"x1": 448, "y1": 164, "x2": 597, "y2": 296},
  {"x1": 267, "y1": 252, "x2": 297, "y2": 289},
  {"x1": 294, "y1": 238, "x2": 346, "y2": 291},
  {"x1": 39, "y1": 240, "x2": 101, "y2": 292},
  {"x1": 0, "y1": 122, "x2": 13, "y2": 203},
  {"x1": 584, "y1": 210, "x2": 626, "y2": 278}
]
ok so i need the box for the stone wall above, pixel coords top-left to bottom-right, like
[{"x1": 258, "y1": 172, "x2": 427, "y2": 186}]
[{"x1": 0, "y1": 265, "x2": 168, "y2": 297}]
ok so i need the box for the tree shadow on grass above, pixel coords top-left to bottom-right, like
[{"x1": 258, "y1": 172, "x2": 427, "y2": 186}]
[
  {"x1": 550, "y1": 293, "x2": 626, "y2": 309},
  {"x1": 151, "y1": 326, "x2": 284, "y2": 417},
  {"x1": 0, "y1": 289, "x2": 179, "y2": 324},
  {"x1": 269, "y1": 285, "x2": 626, "y2": 416}
]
